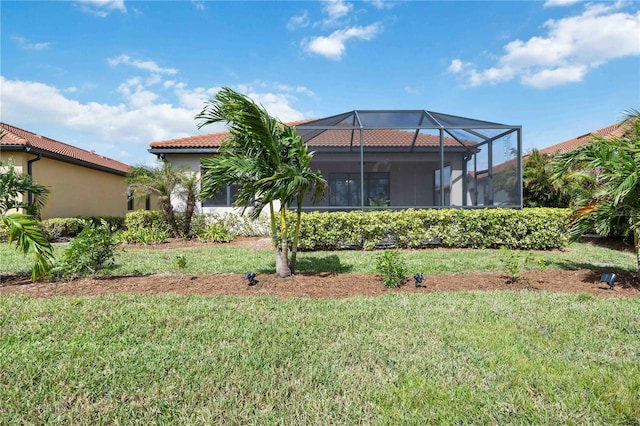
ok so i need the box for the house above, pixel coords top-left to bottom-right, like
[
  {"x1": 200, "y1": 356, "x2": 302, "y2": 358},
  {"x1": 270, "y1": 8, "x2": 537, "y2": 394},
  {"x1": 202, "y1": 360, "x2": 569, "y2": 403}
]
[
  {"x1": 149, "y1": 110, "x2": 522, "y2": 212},
  {"x1": 538, "y1": 122, "x2": 625, "y2": 155},
  {"x1": 1, "y1": 122, "x2": 150, "y2": 219}
]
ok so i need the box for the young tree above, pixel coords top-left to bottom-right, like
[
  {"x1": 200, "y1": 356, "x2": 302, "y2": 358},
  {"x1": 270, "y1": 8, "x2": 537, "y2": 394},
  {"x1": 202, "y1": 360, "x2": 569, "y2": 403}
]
[
  {"x1": 553, "y1": 109, "x2": 640, "y2": 279},
  {"x1": 196, "y1": 87, "x2": 325, "y2": 277},
  {"x1": 1, "y1": 160, "x2": 55, "y2": 280},
  {"x1": 126, "y1": 161, "x2": 200, "y2": 238}
]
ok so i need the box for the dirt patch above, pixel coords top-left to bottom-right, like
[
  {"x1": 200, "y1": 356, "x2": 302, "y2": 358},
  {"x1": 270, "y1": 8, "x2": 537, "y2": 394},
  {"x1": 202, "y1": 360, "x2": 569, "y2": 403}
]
[
  {"x1": 3, "y1": 237, "x2": 638, "y2": 299},
  {"x1": 1, "y1": 270, "x2": 638, "y2": 299}
]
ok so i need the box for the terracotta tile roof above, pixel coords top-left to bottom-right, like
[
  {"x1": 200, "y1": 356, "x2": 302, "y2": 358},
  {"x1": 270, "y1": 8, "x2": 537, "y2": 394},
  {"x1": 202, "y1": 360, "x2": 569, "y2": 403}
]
[
  {"x1": 304, "y1": 128, "x2": 471, "y2": 148},
  {"x1": 1, "y1": 122, "x2": 131, "y2": 174},
  {"x1": 150, "y1": 131, "x2": 229, "y2": 149},
  {"x1": 539, "y1": 123, "x2": 624, "y2": 155},
  {"x1": 150, "y1": 121, "x2": 473, "y2": 150}
]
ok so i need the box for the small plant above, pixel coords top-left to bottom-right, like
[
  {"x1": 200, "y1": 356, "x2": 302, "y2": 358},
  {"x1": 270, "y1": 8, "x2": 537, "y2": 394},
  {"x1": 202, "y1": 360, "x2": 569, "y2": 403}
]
[
  {"x1": 500, "y1": 247, "x2": 547, "y2": 283},
  {"x1": 174, "y1": 254, "x2": 188, "y2": 272},
  {"x1": 198, "y1": 224, "x2": 233, "y2": 243},
  {"x1": 376, "y1": 249, "x2": 407, "y2": 288},
  {"x1": 55, "y1": 221, "x2": 119, "y2": 278}
]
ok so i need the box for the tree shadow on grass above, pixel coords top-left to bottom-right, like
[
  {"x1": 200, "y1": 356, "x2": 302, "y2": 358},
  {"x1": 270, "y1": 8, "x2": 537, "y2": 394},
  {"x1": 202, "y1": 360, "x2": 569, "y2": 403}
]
[
  {"x1": 547, "y1": 260, "x2": 639, "y2": 291},
  {"x1": 294, "y1": 254, "x2": 354, "y2": 274}
]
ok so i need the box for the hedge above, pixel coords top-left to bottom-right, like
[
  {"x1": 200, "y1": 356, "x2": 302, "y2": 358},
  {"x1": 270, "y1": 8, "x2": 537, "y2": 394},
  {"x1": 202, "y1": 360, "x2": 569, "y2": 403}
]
[
  {"x1": 294, "y1": 208, "x2": 570, "y2": 251},
  {"x1": 0, "y1": 216, "x2": 125, "y2": 243}
]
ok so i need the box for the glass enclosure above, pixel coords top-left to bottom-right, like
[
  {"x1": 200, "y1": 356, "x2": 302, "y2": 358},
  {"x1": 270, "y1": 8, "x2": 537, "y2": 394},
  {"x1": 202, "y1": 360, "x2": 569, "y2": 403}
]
[{"x1": 296, "y1": 110, "x2": 522, "y2": 211}]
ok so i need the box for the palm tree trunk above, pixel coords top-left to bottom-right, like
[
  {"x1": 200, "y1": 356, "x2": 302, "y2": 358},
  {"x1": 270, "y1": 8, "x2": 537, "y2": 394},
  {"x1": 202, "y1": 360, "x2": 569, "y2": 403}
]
[
  {"x1": 634, "y1": 223, "x2": 640, "y2": 281},
  {"x1": 183, "y1": 193, "x2": 196, "y2": 237},
  {"x1": 269, "y1": 201, "x2": 278, "y2": 249},
  {"x1": 162, "y1": 202, "x2": 181, "y2": 238},
  {"x1": 289, "y1": 195, "x2": 303, "y2": 274},
  {"x1": 275, "y1": 205, "x2": 291, "y2": 278}
]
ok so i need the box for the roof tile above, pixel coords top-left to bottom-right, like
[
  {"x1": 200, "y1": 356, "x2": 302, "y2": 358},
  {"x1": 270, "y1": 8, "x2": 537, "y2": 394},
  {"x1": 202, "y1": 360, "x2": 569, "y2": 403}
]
[{"x1": 1, "y1": 122, "x2": 131, "y2": 174}]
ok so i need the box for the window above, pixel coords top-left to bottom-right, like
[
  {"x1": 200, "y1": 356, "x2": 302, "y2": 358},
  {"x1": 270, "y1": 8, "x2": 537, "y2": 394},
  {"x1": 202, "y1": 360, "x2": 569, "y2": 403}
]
[
  {"x1": 329, "y1": 172, "x2": 389, "y2": 207},
  {"x1": 202, "y1": 185, "x2": 238, "y2": 207},
  {"x1": 127, "y1": 189, "x2": 134, "y2": 211}
]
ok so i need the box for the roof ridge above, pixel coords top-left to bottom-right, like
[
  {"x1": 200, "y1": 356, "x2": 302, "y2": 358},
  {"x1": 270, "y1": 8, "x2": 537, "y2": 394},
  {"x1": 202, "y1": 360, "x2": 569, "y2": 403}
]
[{"x1": 1, "y1": 122, "x2": 131, "y2": 174}]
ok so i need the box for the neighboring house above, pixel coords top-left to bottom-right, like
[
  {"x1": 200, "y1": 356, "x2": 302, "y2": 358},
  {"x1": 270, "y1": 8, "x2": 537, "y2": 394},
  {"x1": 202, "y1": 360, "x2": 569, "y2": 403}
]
[
  {"x1": 149, "y1": 110, "x2": 522, "y2": 212},
  {"x1": 479, "y1": 121, "x2": 626, "y2": 206},
  {"x1": 1, "y1": 122, "x2": 150, "y2": 219},
  {"x1": 538, "y1": 122, "x2": 625, "y2": 155}
]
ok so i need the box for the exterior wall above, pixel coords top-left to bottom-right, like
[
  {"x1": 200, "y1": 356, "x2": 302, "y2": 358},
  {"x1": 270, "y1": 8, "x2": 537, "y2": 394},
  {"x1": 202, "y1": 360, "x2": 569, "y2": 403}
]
[
  {"x1": 161, "y1": 151, "x2": 472, "y2": 213},
  {"x1": 1, "y1": 151, "x2": 150, "y2": 219}
]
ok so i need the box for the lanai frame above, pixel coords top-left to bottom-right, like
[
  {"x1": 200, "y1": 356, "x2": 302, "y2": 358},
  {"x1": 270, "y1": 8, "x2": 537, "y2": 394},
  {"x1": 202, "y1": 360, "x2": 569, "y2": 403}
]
[{"x1": 295, "y1": 109, "x2": 523, "y2": 210}]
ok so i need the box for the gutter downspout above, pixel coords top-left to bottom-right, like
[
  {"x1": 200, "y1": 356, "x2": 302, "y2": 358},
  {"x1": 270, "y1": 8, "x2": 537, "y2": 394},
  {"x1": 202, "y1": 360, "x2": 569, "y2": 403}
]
[{"x1": 26, "y1": 150, "x2": 42, "y2": 206}]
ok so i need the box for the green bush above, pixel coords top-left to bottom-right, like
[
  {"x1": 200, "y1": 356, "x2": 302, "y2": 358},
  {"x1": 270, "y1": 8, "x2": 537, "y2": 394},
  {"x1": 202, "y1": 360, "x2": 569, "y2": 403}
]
[
  {"x1": 41, "y1": 217, "x2": 84, "y2": 241},
  {"x1": 207, "y1": 212, "x2": 271, "y2": 237},
  {"x1": 117, "y1": 227, "x2": 167, "y2": 245},
  {"x1": 376, "y1": 250, "x2": 408, "y2": 288},
  {"x1": 124, "y1": 210, "x2": 170, "y2": 233},
  {"x1": 40, "y1": 216, "x2": 125, "y2": 241},
  {"x1": 0, "y1": 221, "x2": 8, "y2": 242},
  {"x1": 54, "y1": 221, "x2": 119, "y2": 278},
  {"x1": 198, "y1": 224, "x2": 234, "y2": 243},
  {"x1": 295, "y1": 208, "x2": 570, "y2": 251}
]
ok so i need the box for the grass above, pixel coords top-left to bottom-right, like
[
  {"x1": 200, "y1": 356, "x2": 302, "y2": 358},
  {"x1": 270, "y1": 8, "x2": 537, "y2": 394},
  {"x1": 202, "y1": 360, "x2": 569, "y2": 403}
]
[
  {"x1": 0, "y1": 241, "x2": 637, "y2": 276},
  {"x1": 1, "y1": 292, "x2": 638, "y2": 424},
  {"x1": 1, "y1": 240, "x2": 638, "y2": 423}
]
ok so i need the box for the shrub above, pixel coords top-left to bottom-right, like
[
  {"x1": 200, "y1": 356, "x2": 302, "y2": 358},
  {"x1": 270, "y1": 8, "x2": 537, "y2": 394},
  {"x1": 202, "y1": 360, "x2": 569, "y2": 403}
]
[
  {"x1": 55, "y1": 221, "x2": 119, "y2": 278},
  {"x1": 118, "y1": 227, "x2": 167, "y2": 245},
  {"x1": 500, "y1": 247, "x2": 547, "y2": 283},
  {"x1": 376, "y1": 250, "x2": 407, "y2": 288},
  {"x1": 41, "y1": 217, "x2": 84, "y2": 241},
  {"x1": 295, "y1": 208, "x2": 570, "y2": 251},
  {"x1": 40, "y1": 216, "x2": 125, "y2": 241},
  {"x1": 0, "y1": 221, "x2": 8, "y2": 242},
  {"x1": 198, "y1": 224, "x2": 234, "y2": 243},
  {"x1": 208, "y1": 212, "x2": 271, "y2": 237},
  {"x1": 125, "y1": 210, "x2": 170, "y2": 233}
]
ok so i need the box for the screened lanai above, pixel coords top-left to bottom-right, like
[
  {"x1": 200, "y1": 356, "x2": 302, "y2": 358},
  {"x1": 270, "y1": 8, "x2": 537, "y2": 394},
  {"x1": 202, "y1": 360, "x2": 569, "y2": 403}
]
[{"x1": 295, "y1": 110, "x2": 522, "y2": 211}]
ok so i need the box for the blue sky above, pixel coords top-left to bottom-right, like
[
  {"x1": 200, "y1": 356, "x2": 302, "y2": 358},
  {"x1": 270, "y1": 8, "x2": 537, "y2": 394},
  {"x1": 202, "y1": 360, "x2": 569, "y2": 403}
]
[{"x1": 1, "y1": 0, "x2": 639, "y2": 166}]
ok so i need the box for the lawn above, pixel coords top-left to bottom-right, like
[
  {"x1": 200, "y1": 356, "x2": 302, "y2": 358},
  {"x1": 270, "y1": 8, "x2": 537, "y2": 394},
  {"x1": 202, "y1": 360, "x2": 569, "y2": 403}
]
[
  {"x1": 1, "y1": 240, "x2": 637, "y2": 276},
  {"x1": 1, "y1": 240, "x2": 639, "y2": 423}
]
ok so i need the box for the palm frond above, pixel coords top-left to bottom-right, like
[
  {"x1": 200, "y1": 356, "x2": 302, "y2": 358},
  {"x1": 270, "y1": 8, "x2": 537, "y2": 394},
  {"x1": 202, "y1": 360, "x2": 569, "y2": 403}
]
[{"x1": 3, "y1": 213, "x2": 54, "y2": 280}]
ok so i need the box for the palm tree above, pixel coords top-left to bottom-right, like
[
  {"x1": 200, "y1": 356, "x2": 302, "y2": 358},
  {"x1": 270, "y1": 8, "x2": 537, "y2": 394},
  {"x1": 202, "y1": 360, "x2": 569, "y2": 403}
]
[
  {"x1": 523, "y1": 149, "x2": 574, "y2": 208},
  {"x1": 552, "y1": 109, "x2": 640, "y2": 279},
  {"x1": 1, "y1": 159, "x2": 55, "y2": 280},
  {"x1": 196, "y1": 87, "x2": 325, "y2": 277},
  {"x1": 126, "y1": 161, "x2": 200, "y2": 238}
]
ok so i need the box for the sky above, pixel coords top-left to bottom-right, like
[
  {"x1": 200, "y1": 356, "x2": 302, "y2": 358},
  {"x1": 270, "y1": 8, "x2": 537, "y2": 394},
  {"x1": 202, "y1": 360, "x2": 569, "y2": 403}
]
[{"x1": 1, "y1": 0, "x2": 639, "y2": 166}]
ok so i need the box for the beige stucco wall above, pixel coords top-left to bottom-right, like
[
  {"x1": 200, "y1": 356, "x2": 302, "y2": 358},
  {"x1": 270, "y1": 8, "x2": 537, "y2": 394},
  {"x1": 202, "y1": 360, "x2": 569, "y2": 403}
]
[{"x1": 1, "y1": 151, "x2": 151, "y2": 219}]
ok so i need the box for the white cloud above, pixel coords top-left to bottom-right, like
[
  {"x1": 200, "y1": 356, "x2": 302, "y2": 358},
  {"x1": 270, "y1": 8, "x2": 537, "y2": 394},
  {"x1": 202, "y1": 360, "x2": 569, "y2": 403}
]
[
  {"x1": 404, "y1": 86, "x2": 420, "y2": 96},
  {"x1": 76, "y1": 0, "x2": 126, "y2": 17},
  {"x1": 544, "y1": 0, "x2": 582, "y2": 7},
  {"x1": 448, "y1": 59, "x2": 467, "y2": 73},
  {"x1": 366, "y1": 0, "x2": 396, "y2": 10},
  {"x1": 192, "y1": 1, "x2": 205, "y2": 11},
  {"x1": 451, "y1": 2, "x2": 640, "y2": 88},
  {"x1": 322, "y1": 0, "x2": 353, "y2": 26},
  {"x1": 0, "y1": 76, "x2": 312, "y2": 164},
  {"x1": 12, "y1": 36, "x2": 51, "y2": 51},
  {"x1": 304, "y1": 23, "x2": 382, "y2": 60},
  {"x1": 287, "y1": 10, "x2": 310, "y2": 31},
  {"x1": 107, "y1": 54, "x2": 178, "y2": 75}
]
